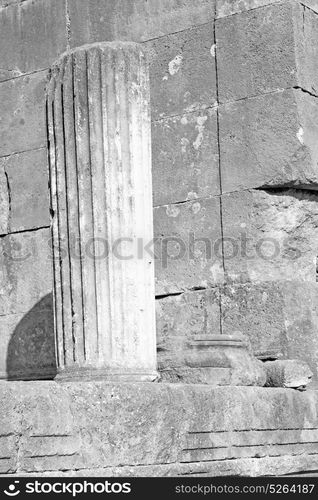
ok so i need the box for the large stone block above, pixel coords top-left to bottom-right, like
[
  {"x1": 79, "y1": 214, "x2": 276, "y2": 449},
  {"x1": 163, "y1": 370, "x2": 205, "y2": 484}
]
[
  {"x1": 0, "y1": 295, "x2": 55, "y2": 381},
  {"x1": 219, "y1": 89, "x2": 318, "y2": 192},
  {"x1": 0, "y1": 0, "x2": 67, "y2": 82},
  {"x1": 0, "y1": 148, "x2": 50, "y2": 233},
  {"x1": 0, "y1": 71, "x2": 47, "y2": 157},
  {"x1": 152, "y1": 108, "x2": 219, "y2": 206},
  {"x1": 147, "y1": 23, "x2": 217, "y2": 120},
  {"x1": 0, "y1": 228, "x2": 52, "y2": 316},
  {"x1": 2, "y1": 382, "x2": 318, "y2": 475},
  {"x1": 68, "y1": 0, "x2": 215, "y2": 46},
  {"x1": 216, "y1": 2, "x2": 318, "y2": 102},
  {"x1": 221, "y1": 280, "x2": 318, "y2": 380},
  {"x1": 154, "y1": 197, "x2": 223, "y2": 294},
  {"x1": 221, "y1": 189, "x2": 318, "y2": 283}
]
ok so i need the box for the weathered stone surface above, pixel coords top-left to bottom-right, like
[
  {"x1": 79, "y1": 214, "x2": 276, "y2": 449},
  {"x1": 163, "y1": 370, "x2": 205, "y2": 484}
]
[
  {"x1": 221, "y1": 280, "x2": 318, "y2": 381},
  {"x1": 264, "y1": 359, "x2": 313, "y2": 389},
  {"x1": 0, "y1": 228, "x2": 52, "y2": 316},
  {"x1": 68, "y1": 0, "x2": 215, "y2": 46},
  {"x1": 154, "y1": 197, "x2": 223, "y2": 294},
  {"x1": 152, "y1": 109, "x2": 219, "y2": 206},
  {"x1": 48, "y1": 43, "x2": 157, "y2": 381},
  {"x1": 0, "y1": 163, "x2": 9, "y2": 235},
  {"x1": 221, "y1": 189, "x2": 318, "y2": 283},
  {"x1": 158, "y1": 333, "x2": 266, "y2": 386},
  {"x1": 147, "y1": 23, "x2": 217, "y2": 120},
  {"x1": 216, "y1": 2, "x2": 318, "y2": 102},
  {"x1": 0, "y1": 0, "x2": 67, "y2": 82},
  {"x1": 0, "y1": 148, "x2": 50, "y2": 233},
  {"x1": 0, "y1": 71, "x2": 47, "y2": 157},
  {"x1": 219, "y1": 89, "x2": 318, "y2": 192},
  {"x1": 156, "y1": 288, "x2": 221, "y2": 376},
  {"x1": 1, "y1": 382, "x2": 318, "y2": 475},
  {"x1": 156, "y1": 288, "x2": 221, "y2": 343},
  {"x1": 0, "y1": 296, "x2": 55, "y2": 381},
  {"x1": 216, "y1": 0, "x2": 281, "y2": 18}
]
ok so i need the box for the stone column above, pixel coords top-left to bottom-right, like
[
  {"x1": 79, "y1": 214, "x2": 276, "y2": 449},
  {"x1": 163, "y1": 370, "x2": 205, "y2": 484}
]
[{"x1": 47, "y1": 42, "x2": 157, "y2": 382}]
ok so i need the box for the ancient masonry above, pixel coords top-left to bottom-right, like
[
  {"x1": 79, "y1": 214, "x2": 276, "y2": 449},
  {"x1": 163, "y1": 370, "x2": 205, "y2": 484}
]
[{"x1": 1, "y1": 0, "x2": 318, "y2": 477}]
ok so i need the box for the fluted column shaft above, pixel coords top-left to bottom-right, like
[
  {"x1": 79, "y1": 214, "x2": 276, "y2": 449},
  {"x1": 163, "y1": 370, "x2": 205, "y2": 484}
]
[{"x1": 47, "y1": 42, "x2": 157, "y2": 381}]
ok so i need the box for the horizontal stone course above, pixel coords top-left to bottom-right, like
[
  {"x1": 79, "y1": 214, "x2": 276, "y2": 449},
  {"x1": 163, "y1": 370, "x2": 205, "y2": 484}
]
[{"x1": 1, "y1": 382, "x2": 318, "y2": 475}]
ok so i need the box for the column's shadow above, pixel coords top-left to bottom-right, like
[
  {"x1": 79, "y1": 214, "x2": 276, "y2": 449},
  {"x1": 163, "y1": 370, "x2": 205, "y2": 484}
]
[{"x1": 6, "y1": 293, "x2": 57, "y2": 380}]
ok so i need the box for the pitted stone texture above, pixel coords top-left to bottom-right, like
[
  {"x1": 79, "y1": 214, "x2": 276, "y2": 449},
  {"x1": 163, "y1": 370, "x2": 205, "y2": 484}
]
[
  {"x1": 0, "y1": 71, "x2": 47, "y2": 157},
  {"x1": 2, "y1": 382, "x2": 318, "y2": 475},
  {"x1": 147, "y1": 23, "x2": 216, "y2": 120},
  {"x1": 264, "y1": 359, "x2": 313, "y2": 389},
  {"x1": 0, "y1": 228, "x2": 52, "y2": 316},
  {"x1": 219, "y1": 89, "x2": 318, "y2": 192},
  {"x1": 48, "y1": 42, "x2": 157, "y2": 380},
  {"x1": 152, "y1": 109, "x2": 219, "y2": 206},
  {"x1": 0, "y1": 0, "x2": 67, "y2": 82},
  {"x1": 68, "y1": 0, "x2": 215, "y2": 46},
  {"x1": 216, "y1": 2, "x2": 318, "y2": 102},
  {"x1": 221, "y1": 189, "x2": 318, "y2": 283},
  {"x1": 222, "y1": 281, "x2": 318, "y2": 381},
  {"x1": 0, "y1": 149, "x2": 50, "y2": 233},
  {"x1": 154, "y1": 197, "x2": 223, "y2": 294}
]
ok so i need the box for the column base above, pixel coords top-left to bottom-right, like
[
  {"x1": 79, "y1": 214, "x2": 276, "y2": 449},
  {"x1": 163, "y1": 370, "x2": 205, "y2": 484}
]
[{"x1": 55, "y1": 366, "x2": 159, "y2": 383}]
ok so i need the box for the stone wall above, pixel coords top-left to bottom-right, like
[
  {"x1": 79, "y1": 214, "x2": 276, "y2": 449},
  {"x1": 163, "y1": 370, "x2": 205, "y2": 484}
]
[
  {"x1": 1, "y1": 382, "x2": 318, "y2": 476},
  {"x1": 0, "y1": 0, "x2": 318, "y2": 382}
]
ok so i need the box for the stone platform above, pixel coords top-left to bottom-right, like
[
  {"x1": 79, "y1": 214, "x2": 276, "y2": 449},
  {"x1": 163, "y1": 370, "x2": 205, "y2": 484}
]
[{"x1": 1, "y1": 382, "x2": 318, "y2": 477}]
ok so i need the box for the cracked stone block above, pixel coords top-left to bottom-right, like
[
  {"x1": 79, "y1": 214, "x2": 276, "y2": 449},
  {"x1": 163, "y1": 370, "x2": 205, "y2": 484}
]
[
  {"x1": 0, "y1": 228, "x2": 52, "y2": 316},
  {"x1": 0, "y1": 0, "x2": 67, "y2": 82},
  {"x1": 219, "y1": 89, "x2": 318, "y2": 192},
  {"x1": 156, "y1": 288, "x2": 221, "y2": 370},
  {"x1": 221, "y1": 189, "x2": 318, "y2": 283},
  {"x1": 68, "y1": 0, "x2": 215, "y2": 47},
  {"x1": 0, "y1": 71, "x2": 47, "y2": 157},
  {"x1": 221, "y1": 280, "x2": 318, "y2": 380},
  {"x1": 152, "y1": 108, "x2": 219, "y2": 206},
  {"x1": 154, "y1": 197, "x2": 223, "y2": 294},
  {"x1": 216, "y1": 1, "x2": 318, "y2": 102},
  {"x1": 0, "y1": 148, "x2": 50, "y2": 233},
  {"x1": 146, "y1": 23, "x2": 217, "y2": 120},
  {"x1": 216, "y1": 0, "x2": 281, "y2": 17}
]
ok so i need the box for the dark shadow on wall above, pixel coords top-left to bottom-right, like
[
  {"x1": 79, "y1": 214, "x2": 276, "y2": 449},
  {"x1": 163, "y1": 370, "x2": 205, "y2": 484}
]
[{"x1": 6, "y1": 293, "x2": 57, "y2": 380}]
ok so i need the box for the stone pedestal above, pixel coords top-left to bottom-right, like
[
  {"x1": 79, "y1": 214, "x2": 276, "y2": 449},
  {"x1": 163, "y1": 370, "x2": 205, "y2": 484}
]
[{"x1": 47, "y1": 42, "x2": 157, "y2": 381}]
